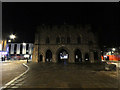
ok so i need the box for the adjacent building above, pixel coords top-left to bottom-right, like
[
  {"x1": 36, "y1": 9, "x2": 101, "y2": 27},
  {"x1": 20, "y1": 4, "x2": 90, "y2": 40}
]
[
  {"x1": 0, "y1": 39, "x2": 34, "y2": 60},
  {"x1": 7, "y1": 43, "x2": 33, "y2": 60},
  {"x1": 101, "y1": 47, "x2": 120, "y2": 61},
  {"x1": 0, "y1": 40, "x2": 8, "y2": 60}
]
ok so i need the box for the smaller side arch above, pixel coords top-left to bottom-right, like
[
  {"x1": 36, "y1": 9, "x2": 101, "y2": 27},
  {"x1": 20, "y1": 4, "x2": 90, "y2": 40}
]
[
  {"x1": 45, "y1": 49, "x2": 52, "y2": 62},
  {"x1": 74, "y1": 49, "x2": 82, "y2": 63},
  {"x1": 46, "y1": 37, "x2": 50, "y2": 44},
  {"x1": 76, "y1": 34, "x2": 82, "y2": 44},
  {"x1": 84, "y1": 53, "x2": 90, "y2": 62},
  {"x1": 38, "y1": 54, "x2": 43, "y2": 62}
]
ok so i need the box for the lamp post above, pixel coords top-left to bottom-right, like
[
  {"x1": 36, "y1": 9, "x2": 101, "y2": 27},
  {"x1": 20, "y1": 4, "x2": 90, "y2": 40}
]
[
  {"x1": 8, "y1": 34, "x2": 16, "y2": 43},
  {"x1": 8, "y1": 40, "x2": 11, "y2": 43},
  {"x1": 112, "y1": 48, "x2": 116, "y2": 52}
]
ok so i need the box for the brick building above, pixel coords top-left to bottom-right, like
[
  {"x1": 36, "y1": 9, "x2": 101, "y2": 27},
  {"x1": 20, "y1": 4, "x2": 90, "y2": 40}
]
[{"x1": 32, "y1": 24, "x2": 101, "y2": 63}]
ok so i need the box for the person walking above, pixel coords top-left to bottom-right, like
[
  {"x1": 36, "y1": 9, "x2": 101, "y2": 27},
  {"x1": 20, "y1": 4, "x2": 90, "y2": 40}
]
[
  {"x1": 2, "y1": 57, "x2": 3, "y2": 61},
  {"x1": 27, "y1": 58, "x2": 29, "y2": 63}
]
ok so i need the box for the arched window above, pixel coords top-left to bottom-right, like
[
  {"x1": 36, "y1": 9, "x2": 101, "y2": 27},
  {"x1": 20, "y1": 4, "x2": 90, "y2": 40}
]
[
  {"x1": 77, "y1": 36, "x2": 81, "y2": 44},
  {"x1": 74, "y1": 49, "x2": 82, "y2": 63},
  {"x1": 61, "y1": 37, "x2": 65, "y2": 44},
  {"x1": 67, "y1": 37, "x2": 70, "y2": 44},
  {"x1": 46, "y1": 37, "x2": 50, "y2": 44},
  {"x1": 56, "y1": 37, "x2": 60, "y2": 44}
]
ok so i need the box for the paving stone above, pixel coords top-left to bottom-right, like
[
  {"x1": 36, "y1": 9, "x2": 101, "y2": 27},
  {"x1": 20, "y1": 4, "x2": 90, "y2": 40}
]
[{"x1": 5, "y1": 62, "x2": 119, "y2": 88}]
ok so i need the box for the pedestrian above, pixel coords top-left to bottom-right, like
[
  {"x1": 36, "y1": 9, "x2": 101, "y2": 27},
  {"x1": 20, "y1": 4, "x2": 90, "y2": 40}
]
[
  {"x1": 27, "y1": 58, "x2": 29, "y2": 63},
  {"x1": 64, "y1": 59, "x2": 67, "y2": 65},
  {"x1": 2, "y1": 57, "x2": 3, "y2": 61}
]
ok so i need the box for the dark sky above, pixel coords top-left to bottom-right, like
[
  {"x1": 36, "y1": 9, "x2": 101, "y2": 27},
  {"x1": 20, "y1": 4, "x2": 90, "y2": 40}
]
[{"x1": 2, "y1": 2, "x2": 120, "y2": 47}]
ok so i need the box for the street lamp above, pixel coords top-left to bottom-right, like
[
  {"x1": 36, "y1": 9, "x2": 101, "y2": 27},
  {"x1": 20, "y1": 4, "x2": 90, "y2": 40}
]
[
  {"x1": 9, "y1": 34, "x2": 16, "y2": 40},
  {"x1": 112, "y1": 48, "x2": 116, "y2": 51},
  {"x1": 8, "y1": 40, "x2": 11, "y2": 43}
]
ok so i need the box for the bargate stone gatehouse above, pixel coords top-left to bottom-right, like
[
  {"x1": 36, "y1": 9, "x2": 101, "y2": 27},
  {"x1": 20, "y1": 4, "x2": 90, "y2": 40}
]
[{"x1": 32, "y1": 24, "x2": 101, "y2": 63}]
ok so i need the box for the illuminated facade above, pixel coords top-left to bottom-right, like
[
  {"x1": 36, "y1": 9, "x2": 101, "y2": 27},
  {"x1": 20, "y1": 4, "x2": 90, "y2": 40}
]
[
  {"x1": 0, "y1": 40, "x2": 8, "y2": 60},
  {"x1": 0, "y1": 35, "x2": 34, "y2": 60},
  {"x1": 101, "y1": 47, "x2": 120, "y2": 61},
  {"x1": 32, "y1": 24, "x2": 101, "y2": 63},
  {"x1": 2, "y1": 40, "x2": 7, "y2": 51},
  {"x1": 7, "y1": 43, "x2": 33, "y2": 60}
]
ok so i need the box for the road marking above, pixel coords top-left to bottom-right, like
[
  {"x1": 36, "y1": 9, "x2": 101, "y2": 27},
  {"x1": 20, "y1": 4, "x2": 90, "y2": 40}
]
[{"x1": 0, "y1": 63, "x2": 29, "y2": 89}]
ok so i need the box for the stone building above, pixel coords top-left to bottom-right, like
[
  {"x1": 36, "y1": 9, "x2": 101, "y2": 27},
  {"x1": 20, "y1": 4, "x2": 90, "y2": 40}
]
[{"x1": 32, "y1": 24, "x2": 101, "y2": 63}]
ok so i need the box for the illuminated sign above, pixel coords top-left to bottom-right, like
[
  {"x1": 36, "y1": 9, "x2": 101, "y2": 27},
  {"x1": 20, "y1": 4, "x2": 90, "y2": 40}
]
[
  {"x1": 60, "y1": 53, "x2": 68, "y2": 59},
  {"x1": 24, "y1": 54, "x2": 29, "y2": 58},
  {"x1": 0, "y1": 51, "x2": 7, "y2": 55}
]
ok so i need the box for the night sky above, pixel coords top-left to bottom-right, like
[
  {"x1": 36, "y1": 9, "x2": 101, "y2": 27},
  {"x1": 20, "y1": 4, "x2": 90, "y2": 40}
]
[{"x1": 2, "y1": 2, "x2": 120, "y2": 48}]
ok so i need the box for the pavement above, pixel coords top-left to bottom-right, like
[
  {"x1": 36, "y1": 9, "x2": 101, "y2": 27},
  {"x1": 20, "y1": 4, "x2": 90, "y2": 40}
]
[
  {"x1": 1, "y1": 60, "x2": 27, "y2": 86},
  {"x1": 3, "y1": 62, "x2": 119, "y2": 89}
]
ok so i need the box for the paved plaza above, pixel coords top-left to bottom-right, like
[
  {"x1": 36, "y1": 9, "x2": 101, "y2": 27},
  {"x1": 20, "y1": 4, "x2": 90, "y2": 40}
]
[
  {"x1": 1, "y1": 60, "x2": 27, "y2": 86},
  {"x1": 3, "y1": 61, "x2": 119, "y2": 89}
]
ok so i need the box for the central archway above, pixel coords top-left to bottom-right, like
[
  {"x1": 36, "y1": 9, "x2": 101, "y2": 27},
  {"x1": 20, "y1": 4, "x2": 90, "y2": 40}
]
[
  {"x1": 74, "y1": 49, "x2": 82, "y2": 63},
  {"x1": 57, "y1": 49, "x2": 69, "y2": 63}
]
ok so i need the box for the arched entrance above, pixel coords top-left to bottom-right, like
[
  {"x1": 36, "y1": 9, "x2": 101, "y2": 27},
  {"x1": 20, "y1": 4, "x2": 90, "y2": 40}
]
[
  {"x1": 74, "y1": 49, "x2": 82, "y2": 63},
  {"x1": 57, "y1": 49, "x2": 69, "y2": 63},
  {"x1": 39, "y1": 54, "x2": 43, "y2": 62},
  {"x1": 45, "y1": 50, "x2": 52, "y2": 62},
  {"x1": 84, "y1": 53, "x2": 89, "y2": 62}
]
